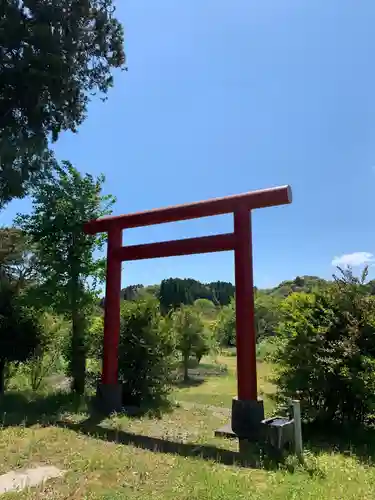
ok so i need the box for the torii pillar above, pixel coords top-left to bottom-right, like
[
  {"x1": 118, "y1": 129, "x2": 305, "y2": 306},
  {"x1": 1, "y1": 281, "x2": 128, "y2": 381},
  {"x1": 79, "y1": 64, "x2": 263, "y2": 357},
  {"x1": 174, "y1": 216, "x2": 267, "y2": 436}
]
[{"x1": 84, "y1": 185, "x2": 292, "y2": 438}]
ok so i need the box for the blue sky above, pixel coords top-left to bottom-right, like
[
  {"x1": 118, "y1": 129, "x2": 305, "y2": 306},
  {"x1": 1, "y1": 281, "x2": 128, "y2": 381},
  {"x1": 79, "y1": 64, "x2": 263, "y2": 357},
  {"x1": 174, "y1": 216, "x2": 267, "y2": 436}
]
[{"x1": 2, "y1": 1, "x2": 375, "y2": 289}]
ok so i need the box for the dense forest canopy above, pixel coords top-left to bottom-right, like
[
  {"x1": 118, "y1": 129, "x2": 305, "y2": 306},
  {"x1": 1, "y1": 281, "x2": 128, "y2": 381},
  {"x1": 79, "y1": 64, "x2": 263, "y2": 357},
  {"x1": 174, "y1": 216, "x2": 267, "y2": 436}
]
[{"x1": 120, "y1": 275, "x2": 331, "y2": 306}]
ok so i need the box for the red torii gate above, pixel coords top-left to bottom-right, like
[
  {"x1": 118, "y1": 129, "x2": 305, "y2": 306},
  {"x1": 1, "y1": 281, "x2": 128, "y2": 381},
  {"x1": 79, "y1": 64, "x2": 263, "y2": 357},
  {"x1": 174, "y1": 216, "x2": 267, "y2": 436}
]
[{"x1": 84, "y1": 185, "x2": 292, "y2": 437}]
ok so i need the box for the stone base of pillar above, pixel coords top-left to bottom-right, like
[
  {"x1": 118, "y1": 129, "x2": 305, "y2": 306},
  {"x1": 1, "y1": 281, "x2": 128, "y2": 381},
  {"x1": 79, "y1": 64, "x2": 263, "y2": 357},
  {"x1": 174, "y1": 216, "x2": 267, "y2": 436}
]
[
  {"x1": 215, "y1": 397, "x2": 265, "y2": 440},
  {"x1": 94, "y1": 383, "x2": 123, "y2": 414}
]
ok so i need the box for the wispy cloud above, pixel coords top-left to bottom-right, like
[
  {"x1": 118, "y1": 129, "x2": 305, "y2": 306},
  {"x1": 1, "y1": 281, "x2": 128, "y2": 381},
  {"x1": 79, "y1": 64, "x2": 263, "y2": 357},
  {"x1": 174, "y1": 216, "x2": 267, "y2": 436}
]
[{"x1": 332, "y1": 252, "x2": 374, "y2": 267}]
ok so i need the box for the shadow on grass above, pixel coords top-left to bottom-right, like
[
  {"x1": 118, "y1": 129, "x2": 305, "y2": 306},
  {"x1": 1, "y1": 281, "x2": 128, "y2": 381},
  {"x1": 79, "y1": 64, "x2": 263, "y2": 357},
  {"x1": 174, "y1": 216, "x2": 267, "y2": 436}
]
[
  {"x1": 3, "y1": 391, "x2": 374, "y2": 473},
  {"x1": 55, "y1": 416, "x2": 285, "y2": 471},
  {"x1": 173, "y1": 378, "x2": 206, "y2": 389},
  {"x1": 0, "y1": 390, "x2": 175, "y2": 427},
  {"x1": 303, "y1": 421, "x2": 375, "y2": 465},
  {"x1": 0, "y1": 390, "x2": 89, "y2": 427},
  {"x1": 172, "y1": 361, "x2": 229, "y2": 388},
  {"x1": 0, "y1": 391, "x2": 281, "y2": 470}
]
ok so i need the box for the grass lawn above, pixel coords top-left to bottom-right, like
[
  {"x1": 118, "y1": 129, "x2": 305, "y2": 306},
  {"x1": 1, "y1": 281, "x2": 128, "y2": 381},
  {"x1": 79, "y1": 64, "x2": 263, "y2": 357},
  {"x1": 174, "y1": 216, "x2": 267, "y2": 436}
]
[
  {"x1": 173, "y1": 354, "x2": 275, "y2": 414},
  {"x1": 1, "y1": 354, "x2": 375, "y2": 499}
]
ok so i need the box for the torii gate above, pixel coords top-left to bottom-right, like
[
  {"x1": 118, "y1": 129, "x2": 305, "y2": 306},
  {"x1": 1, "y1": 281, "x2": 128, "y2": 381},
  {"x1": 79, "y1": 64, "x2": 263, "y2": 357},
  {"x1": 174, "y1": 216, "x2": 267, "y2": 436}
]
[{"x1": 84, "y1": 185, "x2": 292, "y2": 437}]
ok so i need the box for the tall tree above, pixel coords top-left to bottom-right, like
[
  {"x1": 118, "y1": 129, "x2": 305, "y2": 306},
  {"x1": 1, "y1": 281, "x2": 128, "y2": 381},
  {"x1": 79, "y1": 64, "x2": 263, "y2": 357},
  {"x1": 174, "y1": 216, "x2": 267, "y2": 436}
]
[
  {"x1": 17, "y1": 162, "x2": 115, "y2": 394},
  {"x1": 0, "y1": 0, "x2": 125, "y2": 208}
]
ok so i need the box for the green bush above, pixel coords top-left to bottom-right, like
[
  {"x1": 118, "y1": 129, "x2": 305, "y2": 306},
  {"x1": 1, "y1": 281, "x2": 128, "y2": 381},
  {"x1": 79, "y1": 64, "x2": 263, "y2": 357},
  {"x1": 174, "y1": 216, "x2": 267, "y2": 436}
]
[
  {"x1": 0, "y1": 279, "x2": 43, "y2": 393},
  {"x1": 254, "y1": 292, "x2": 282, "y2": 340},
  {"x1": 86, "y1": 314, "x2": 104, "y2": 359},
  {"x1": 193, "y1": 298, "x2": 218, "y2": 321},
  {"x1": 171, "y1": 305, "x2": 215, "y2": 381},
  {"x1": 213, "y1": 299, "x2": 236, "y2": 346},
  {"x1": 256, "y1": 338, "x2": 282, "y2": 362},
  {"x1": 25, "y1": 312, "x2": 69, "y2": 391},
  {"x1": 274, "y1": 268, "x2": 375, "y2": 425},
  {"x1": 118, "y1": 298, "x2": 176, "y2": 408}
]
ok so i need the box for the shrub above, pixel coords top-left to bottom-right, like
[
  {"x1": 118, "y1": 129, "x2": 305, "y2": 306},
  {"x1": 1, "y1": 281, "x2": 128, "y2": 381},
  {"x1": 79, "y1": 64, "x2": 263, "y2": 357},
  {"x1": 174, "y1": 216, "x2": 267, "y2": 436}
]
[
  {"x1": 213, "y1": 299, "x2": 236, "y2": 346},
  {"x1": 25, "y1": 312, "x2": 69, "y2": 391},
  {"x1": 118, "y1": 298, "x2": 176, "y2": 408},
  {"x1": 86, "y1": 314, "x2": 104, "y2": 359},
  {"x1": 256, "y1": 337, "x2": 282, "y2": 362},
  {"x1": 254, "y1": 292, "x2": 282, "y2": 340},
  {"x1": 171, "y1": 305, "x2": 210, "y2": 381},
  {"x1": 274, "y1": 267, "x2": 375, "y2": 425},
  {"x1": 0, "y1": 278, "x2": 43, "y2": 393},
  {"x1": 193, "y1": 298, "x2": 218, "y2": 321}
]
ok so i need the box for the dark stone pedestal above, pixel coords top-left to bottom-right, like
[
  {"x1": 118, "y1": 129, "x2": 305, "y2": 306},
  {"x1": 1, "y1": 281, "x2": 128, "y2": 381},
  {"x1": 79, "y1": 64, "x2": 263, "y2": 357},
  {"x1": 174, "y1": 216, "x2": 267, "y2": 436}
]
[
  {"x1": 95, "y1": 383, "x2": 123, "y2": 414},
  {"x1": 215, "y1": 397, "x2": 265, "y2": 441}
]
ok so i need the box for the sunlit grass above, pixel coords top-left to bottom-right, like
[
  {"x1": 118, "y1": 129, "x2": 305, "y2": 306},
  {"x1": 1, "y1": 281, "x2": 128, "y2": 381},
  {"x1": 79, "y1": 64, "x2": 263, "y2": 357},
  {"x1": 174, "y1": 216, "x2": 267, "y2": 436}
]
[{"x1": 173, "y1": 354, "x2": 276, "y2": 414}]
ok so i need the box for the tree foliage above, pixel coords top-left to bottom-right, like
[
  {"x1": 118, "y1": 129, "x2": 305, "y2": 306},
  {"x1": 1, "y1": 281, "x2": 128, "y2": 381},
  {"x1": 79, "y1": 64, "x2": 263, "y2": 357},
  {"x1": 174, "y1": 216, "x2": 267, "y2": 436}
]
[
  {"x1": 263, "y1": 275, "x2": 329, "y2": 299},
  {"x1": 214, "y1": 299, "x2": 236, "y2": 346},
  {"x1": 16, "y1": 161, "x2": 115, "y2": 394},
  {"x1": 0, "y1": 0, "x2": 125, "y2": 207},
  {"x1": 159, "y1": 278, "x2": 234, "y2": 312},
  {"x1": 171, "y1": 305, "x2": 208, "y2": 381},
  {"x1": 254, "y1": 291, "x2": 281, "y2": 340},
  {"x1": 118, "y1": 298, "x2": 176, "y2": 408},
  {"x1": 274, "y1": 267, "x2": 375, "y2": 425},
  {"x1": 0, "y1": 227, "x2": 38, "y2": 288},
  {"x1": 193, "y1": 298, "x2": 218, "y2": 321},
  {"x1": 0, "y1": 278, "x2": 42, "y2": 393},
  {"x1": 24, "y1": 311, "x2": 69, "y2": 391}
]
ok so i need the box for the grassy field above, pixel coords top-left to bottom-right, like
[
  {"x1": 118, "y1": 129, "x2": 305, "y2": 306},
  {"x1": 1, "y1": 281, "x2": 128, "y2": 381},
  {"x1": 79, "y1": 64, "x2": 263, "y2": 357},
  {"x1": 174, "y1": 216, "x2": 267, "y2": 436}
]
[
  {"x1": 1, "y1": 355, "x2": 375, "y2": 499},
  {"x1": 173, "y1": 354, "x2": 275, "y2": 414}
]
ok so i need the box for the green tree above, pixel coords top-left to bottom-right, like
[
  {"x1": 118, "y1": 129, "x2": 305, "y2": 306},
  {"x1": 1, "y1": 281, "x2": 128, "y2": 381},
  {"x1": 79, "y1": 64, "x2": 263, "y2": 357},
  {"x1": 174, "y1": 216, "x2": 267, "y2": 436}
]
[
  {"x1": 193, "y1": 298, "x2": 218, "y2": 321},
  {"x1": 0, "y1": 0, "x2": 125, "y2": 208},
  {"x1": 274, "y1": 267, "x2": 375, "y2": 425},
  {"x1": 25, "y1": 311, "x2": 69, "y2": 391},
  {"x1": 264, "y1": 275, "x2": 329, "y2": 299},
  {"x1": 0, "y1": 279, "x2": 42, "y2": 393},
  {"x1": 214, "y1": 299, "x2": 236, "y2": 346},
  {"x1": 207, "y1": 281, "x2": 235, "y2": 306},
  {"x1": 254, "y1": 291, "x2": 281, "y2": 340},
  {"x1": 0, "y1": 227, "x2": 38, "y2": 288},
  {"x1": 118, "y1": 298, "x2": 176, "y2": 408},
  {"x1": 171, "y1": 305, "x2": 207, "y2": 381},
  {"x1": 158, "y1": 278, "x2": 235, "y2": 312},
  {"x1": 17, "y1": 162, "x2": 115, "y2": 394}
]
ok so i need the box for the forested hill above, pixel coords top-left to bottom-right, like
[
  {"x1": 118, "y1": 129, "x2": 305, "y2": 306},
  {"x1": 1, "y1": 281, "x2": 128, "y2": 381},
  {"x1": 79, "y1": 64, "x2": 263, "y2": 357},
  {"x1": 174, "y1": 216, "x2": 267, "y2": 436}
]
[
  {"x1": 262, "y1": 275, "x2": 330, "y2": 298},
  {"x1": 120, "y1": 279, "x2": 235, "y2": 310},
  {"x1": 120, "y1": 275, "x2": 330, "y2": 306}
]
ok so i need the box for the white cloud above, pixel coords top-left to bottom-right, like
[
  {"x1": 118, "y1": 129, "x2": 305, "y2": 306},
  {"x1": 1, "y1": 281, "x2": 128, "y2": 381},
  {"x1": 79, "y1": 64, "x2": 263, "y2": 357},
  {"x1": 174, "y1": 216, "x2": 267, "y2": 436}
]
[{"x1": 332, "y1": 252, "x2": 374, "y2": 267}]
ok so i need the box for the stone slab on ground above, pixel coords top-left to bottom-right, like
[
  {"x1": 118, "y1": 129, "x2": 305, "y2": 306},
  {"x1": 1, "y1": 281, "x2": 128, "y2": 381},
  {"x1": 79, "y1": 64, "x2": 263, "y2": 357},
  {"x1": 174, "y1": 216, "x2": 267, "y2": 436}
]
[
  {"x1": 0, "y1": 466, "x2": 65, "y2": 495},
  {"x1": 214, "y1": 422, "x2": 237, "y2": 439}
]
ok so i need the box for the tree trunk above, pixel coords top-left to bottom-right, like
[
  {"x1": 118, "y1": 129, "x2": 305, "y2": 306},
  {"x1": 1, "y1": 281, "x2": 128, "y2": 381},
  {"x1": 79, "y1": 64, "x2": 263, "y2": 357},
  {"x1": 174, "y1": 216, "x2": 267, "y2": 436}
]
[
  {"x1": 68, "y1": 261, "x2": 87, "y2": 396},
  {"x1": 0, "y1": 359, "x2": 5, "y2": 395},
  {"x1": 183, "y1": 353, "x2": 189, "y2": 382},
  {"x1": 70, "y1": 308, "x2": 86, "y2": 395}
]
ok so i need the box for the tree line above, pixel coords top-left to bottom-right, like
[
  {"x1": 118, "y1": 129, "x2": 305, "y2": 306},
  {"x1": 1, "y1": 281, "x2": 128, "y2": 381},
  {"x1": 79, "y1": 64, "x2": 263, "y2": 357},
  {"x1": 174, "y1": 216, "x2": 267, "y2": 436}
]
[{"x1": 119, "y1": 279, "x2": 235, "y2": 309}]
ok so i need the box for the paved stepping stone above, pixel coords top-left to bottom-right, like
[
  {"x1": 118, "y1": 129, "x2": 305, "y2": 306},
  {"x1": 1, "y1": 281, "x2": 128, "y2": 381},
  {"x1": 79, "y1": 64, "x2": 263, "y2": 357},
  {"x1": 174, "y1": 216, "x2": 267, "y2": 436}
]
[{"x1": 0, "y1": 466, "x2": 65, "y2": 495}]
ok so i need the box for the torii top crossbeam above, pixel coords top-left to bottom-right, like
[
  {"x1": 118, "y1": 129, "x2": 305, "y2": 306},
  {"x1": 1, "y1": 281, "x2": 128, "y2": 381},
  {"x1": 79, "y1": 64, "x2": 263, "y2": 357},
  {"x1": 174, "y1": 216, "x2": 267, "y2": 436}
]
[{"x1": 84, "y1": 185, "x2": 292, "y2": 234}]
